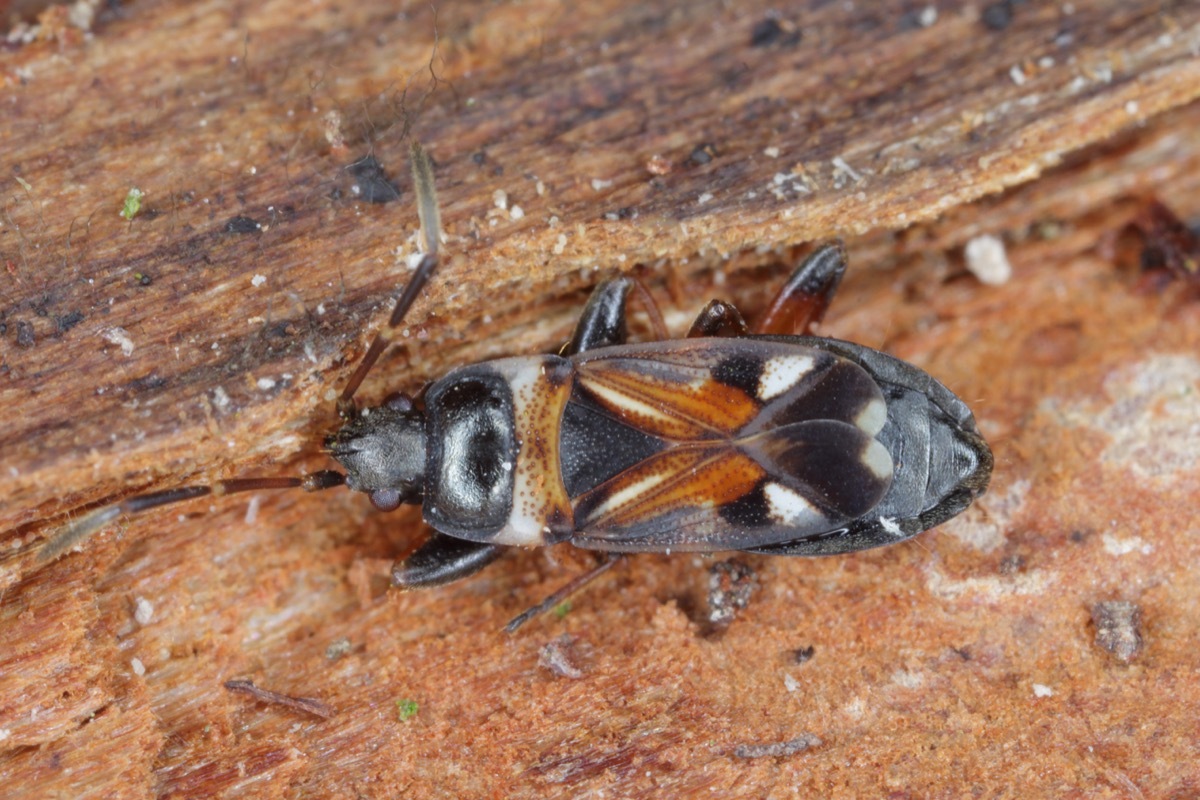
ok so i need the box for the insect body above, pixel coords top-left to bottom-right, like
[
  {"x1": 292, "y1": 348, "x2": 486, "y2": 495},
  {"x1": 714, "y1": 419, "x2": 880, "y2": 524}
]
[
  {"x1": 341, "y1": 263, "x2": 992, "y2": 595},
  {"x1": 42, "y1": 142, "x2": 992, "y2": 626}
]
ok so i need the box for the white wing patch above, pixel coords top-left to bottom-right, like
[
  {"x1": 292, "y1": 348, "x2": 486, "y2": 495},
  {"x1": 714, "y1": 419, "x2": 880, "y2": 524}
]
[
  {"x1": 856, "y1": 397, "x2": 888, "y2": 435},
  {"x1": 862, "y1": 438, "x2": 895, "y2": 481},
  {"x1": 757, "y1": 354, "x2": 816, "y2": 401},
  {"x1": 764, "y1": 481, "x2": 818, "y2": 525}
]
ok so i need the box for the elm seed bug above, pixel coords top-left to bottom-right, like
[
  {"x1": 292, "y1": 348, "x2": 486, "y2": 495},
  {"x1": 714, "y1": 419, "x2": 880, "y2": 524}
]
[{"x1": 39, "y1": 140, "x2": 993, "y2": 631}]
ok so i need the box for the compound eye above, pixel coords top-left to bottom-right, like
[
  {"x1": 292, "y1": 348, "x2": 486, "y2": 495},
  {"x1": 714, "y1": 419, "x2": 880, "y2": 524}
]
[
  {"x1": 370, "y1": 488, "x2": 403, "y2": 511},
  {"x1": 384, "y1": 393, "x2": 414, "y2": 413}
]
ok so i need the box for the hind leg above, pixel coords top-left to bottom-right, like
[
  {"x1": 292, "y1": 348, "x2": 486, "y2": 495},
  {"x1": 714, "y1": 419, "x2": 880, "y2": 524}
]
[{"x1": 755, "y1": 243, "x2": 848, "y2": 335}]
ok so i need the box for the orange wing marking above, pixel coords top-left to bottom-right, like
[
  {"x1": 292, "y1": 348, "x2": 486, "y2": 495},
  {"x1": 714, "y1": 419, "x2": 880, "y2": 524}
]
[
  {"x1": 576, "y1": 360, "x2": 759, "y2": 441},
  {"x1": 577, "y1": 445, "x2": 766, "y2": 531}
]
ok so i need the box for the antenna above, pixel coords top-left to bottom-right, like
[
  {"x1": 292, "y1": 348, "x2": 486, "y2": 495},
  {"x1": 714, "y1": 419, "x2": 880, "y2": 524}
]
[
  {"x1": 38, "y1": 472, "x2": 345, "y2": 562},
  {"x1": 39, "y1": 141, "x2": 440, "y2": 562},
  {"x1": 337, "y1": 140, "x2": 441, "y2": 413}
]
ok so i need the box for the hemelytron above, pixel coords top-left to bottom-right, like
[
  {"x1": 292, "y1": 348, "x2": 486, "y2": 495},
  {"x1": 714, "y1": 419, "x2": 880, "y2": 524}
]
[{"x1": 41, "y1": 141, "x2": 993, "y2": 629}]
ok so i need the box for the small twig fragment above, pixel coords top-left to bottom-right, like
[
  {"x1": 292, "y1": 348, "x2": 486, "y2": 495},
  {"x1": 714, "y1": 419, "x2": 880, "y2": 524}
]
[
  {"x1": 224, "y1": 679, "x2": 336, "y2": 719},
  {"x1": 732, "y1": 733, "x2": 822, "y2": 759}
]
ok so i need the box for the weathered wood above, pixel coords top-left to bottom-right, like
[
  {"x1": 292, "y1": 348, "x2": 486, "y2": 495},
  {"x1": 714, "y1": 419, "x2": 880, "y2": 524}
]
[{"x1": 2, "y1": 0, "x2": 1200, "y2": 797}]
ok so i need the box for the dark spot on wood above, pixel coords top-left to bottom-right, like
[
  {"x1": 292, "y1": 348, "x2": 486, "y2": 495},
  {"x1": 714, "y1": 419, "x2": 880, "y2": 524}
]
[
  {"x1": 224, "y1": 215, "x2": 261, "y2": 234},
  {"x1": 125, "y1": 372, "x2": 168, "y2": 394},
  {"x1": 267, "y1": 321, "x2": 295, "y2": 339},
  {"x1": 603, "y1": 207, "x2": 637, "y2": 221},
  {"x1": 981, "y1": 2, "x2": 1013, "y2": 31},
  {"x1": 999, "y1": 554, "x2": 1024, "y2": 575},
  {"x1": 750, "y1": 18, "x2": 783, "y2": 47},
  {"x1": 1130, "y1": 199, "x2": 1200, "y2": 285},
  {"x1": 792, "y1": 645, "x2": 815, "y2": 664},
  {"x1": 56, "y1": 310, "x2": 85, "y2": 332},
  {"x1": 687, "y1": 143, "x2": 717, "y2": 166},
  {"x1": 347, "y1": 154, "x2": 401, "y2": 203},
  {"x1": 749, "y1": 17, "x2": 801, "y2": 48},
  {"x1": 16, "y1": 320, "x2": 35, "y2": 347},
  {"x1": 896, "y1": 9, "x2": 930, "y2": 31}
]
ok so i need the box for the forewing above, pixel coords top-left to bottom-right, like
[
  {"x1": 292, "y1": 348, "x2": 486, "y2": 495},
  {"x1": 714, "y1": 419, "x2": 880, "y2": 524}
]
[
  {"x1": 572, "y1": 420, "x2": 894, "y2": 552},
  {"x1": 573, "y1": 445, "x2": 766, "y2": 539},
  {"x1": 572, "y1": 339, "x2": 887, "y2": 442},
  {"x1": 568, "y1": 339, "x2": 894, "y2": 552}
]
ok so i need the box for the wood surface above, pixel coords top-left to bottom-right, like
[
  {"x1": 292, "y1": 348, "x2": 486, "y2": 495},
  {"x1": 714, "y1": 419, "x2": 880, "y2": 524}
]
[{"x1": 2, "y1": 0, "x2": 1200, "y2": 797}]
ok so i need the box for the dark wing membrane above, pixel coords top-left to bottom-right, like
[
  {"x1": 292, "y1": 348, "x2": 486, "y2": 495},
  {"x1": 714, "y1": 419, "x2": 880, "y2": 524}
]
[
  {"x1": 743, "y1": 354, "x2": 887, "y2": 437},
  {"x1": 573, "y1": 420, "x2": 893, "y2": 552},
  {"x1": 572, "y1": 339, "x2": 887, "y2": 443},
  {"x1": 742, "y1": 420, "x2": 893, "y2": 518}
]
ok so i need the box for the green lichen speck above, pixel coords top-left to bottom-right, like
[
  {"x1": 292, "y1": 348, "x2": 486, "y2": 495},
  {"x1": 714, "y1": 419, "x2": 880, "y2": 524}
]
[
  {"x1": 120, "y1": 188, "x2": 145, "y2": 220},
  {"x1": 396, "y1": 698, "x2": 419, "y2": 721}
]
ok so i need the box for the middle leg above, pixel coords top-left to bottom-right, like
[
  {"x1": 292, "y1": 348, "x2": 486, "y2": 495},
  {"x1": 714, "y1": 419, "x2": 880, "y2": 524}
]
[{"x1": 687, "y1": 299, "x2": 750, "y2": 338}]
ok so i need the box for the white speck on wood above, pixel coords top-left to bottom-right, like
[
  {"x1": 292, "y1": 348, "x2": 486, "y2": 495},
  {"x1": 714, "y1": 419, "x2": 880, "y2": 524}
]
[
  {"x1": 965, "y1": 234, "x2": 1013, "y2": 285},
  {"x1": 134, "y1": 597, "x2": 154, "y2": 626},
  {"x1": 100, "y1": 326, "x2": 135, "y2": 357}
]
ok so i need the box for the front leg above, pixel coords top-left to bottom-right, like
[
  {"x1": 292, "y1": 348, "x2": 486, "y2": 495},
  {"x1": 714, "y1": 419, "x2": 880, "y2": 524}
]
[
  {"x1": 392, "y1": 532, "x2": 506, "y2": 589},
  {"x1": 563, "y1": 277, "x2": 635, "y2": 354},
  {"x1": 564, "y1": 273, "x2": 672, "y2": 355}
]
